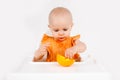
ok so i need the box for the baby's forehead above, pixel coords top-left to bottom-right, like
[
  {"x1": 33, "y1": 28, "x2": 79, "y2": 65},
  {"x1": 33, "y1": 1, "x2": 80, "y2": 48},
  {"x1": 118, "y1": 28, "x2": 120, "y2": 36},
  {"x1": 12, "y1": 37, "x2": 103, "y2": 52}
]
[{"x1": 50, "y1": 24, "x2": 72, "y2": 29}]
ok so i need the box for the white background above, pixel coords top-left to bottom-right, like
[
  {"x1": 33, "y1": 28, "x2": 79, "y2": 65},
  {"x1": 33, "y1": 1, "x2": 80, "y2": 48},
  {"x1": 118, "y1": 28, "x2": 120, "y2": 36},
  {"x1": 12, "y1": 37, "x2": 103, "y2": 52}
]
[{"x1": 0, "y1": 0, "x2": 120, "y2": 80}]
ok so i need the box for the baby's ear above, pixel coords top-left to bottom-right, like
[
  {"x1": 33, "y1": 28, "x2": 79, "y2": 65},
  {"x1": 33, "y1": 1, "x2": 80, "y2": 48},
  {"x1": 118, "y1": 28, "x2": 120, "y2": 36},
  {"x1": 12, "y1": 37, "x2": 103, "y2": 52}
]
[
  {"x1": 48, "y1": 25, "x2": 51, "y2": 28},
  {"x1": 71, "y1": 23, "x2": 73, "y2": 27},
  {"x1": 70, "y1": 23, "x2": 73, "y2": 27},
  {"x1": 48, "y1": 25, "x2": 53, "y2": 28}
]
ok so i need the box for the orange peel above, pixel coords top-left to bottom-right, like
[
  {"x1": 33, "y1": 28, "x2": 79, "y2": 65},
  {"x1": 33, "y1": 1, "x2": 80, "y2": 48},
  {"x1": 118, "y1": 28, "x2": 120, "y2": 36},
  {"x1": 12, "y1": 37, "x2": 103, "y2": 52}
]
[{"x1": 57, "y1": 54, "x2": 75, "y2": 67}]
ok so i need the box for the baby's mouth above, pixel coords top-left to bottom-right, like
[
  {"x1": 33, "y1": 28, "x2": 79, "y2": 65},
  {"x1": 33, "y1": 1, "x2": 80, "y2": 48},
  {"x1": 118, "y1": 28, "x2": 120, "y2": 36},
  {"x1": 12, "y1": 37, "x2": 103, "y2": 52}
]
[{"x1": 57, "y1": 37, "x2": 65, "y2": 41}]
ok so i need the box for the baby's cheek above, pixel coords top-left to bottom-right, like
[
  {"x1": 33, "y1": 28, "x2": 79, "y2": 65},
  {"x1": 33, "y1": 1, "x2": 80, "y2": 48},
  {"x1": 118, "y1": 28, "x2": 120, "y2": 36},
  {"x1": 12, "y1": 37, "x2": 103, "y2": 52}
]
[{"x1": 52, "y1": 34, "x2": 57, "y2": 38}]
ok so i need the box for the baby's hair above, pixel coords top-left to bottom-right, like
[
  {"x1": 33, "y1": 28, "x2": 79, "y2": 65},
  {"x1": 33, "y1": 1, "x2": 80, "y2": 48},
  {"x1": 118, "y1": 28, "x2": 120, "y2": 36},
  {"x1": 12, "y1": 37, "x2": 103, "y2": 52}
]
[{"x1": 49, "y1": 7, "x2": 72, "y2": 24}]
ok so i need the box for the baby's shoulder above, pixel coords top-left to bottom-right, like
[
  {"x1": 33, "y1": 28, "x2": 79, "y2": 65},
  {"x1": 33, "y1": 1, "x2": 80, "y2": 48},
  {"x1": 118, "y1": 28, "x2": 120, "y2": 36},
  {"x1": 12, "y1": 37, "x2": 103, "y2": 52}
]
[
  {"x1": 41, "y1": 34, "x2": 53, "y2": 43},
  {"x1": 71, "y1": 34, "x2": 80, "y2": 40}
]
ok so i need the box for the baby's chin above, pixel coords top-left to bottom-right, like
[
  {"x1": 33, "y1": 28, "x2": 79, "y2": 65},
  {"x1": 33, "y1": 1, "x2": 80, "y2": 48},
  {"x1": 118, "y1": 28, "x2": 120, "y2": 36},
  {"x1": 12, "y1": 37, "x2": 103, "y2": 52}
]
[{"x1": 55, "y1": 38, "x2": 66, "y2": 42}]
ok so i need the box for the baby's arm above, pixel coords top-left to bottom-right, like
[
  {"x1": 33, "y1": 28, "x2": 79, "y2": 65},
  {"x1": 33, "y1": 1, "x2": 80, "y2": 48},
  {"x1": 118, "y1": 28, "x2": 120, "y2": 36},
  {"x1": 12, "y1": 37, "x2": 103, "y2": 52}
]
[
  {"x1": 65, "y1": 39, "x2": 86, "y2": 59},
  {"x1": 74, "y1": 39, "x2": 86, "y2": 53},
  {"x1": 33, "y1": 43, "x2": 50, "y2": 62}
]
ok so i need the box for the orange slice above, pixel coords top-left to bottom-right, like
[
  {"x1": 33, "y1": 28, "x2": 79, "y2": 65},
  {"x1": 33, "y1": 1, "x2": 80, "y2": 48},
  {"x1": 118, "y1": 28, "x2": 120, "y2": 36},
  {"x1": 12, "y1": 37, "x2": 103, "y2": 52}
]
[{"x1": 57, "y1": 54, "x2": 75, "y2": 67}]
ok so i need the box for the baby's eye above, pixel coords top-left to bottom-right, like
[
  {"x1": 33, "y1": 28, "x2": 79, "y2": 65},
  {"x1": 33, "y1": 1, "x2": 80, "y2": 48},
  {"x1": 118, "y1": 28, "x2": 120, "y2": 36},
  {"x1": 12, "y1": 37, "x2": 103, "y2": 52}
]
[
  {"x1": 63, "y1": 29, "x2": 68, "y2": 31},
  {"x1": 54, "y1": 29, "x2": 59, "y2": 32}
]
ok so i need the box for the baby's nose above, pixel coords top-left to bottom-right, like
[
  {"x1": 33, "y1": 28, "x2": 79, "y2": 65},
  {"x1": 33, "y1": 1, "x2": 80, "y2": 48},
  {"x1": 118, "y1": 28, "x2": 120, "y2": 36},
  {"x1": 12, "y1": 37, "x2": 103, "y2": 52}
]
[{"x1": 58, "y1": 31, "x2": 64, "y2": 35}]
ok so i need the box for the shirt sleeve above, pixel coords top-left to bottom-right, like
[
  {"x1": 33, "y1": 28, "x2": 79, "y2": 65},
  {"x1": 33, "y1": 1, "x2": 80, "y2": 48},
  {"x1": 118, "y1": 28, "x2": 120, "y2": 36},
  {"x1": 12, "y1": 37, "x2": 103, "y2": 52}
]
[
  {"x1": 41, "y1": 34, "x2": 51, "y2": 44},
  {"x1": 71, "y1": 34, "x2": 81, "y2": 62},
  {"x1": 71, "y1": 34, "x2": 80, "y2": 46}
]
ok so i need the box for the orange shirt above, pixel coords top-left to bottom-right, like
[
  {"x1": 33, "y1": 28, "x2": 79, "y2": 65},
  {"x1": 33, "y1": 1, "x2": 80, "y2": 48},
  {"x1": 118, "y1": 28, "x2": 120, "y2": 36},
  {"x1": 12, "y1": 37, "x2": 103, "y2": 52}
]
[{"x1": 41, "y1": 34, "x2": 81, "y2": 62}]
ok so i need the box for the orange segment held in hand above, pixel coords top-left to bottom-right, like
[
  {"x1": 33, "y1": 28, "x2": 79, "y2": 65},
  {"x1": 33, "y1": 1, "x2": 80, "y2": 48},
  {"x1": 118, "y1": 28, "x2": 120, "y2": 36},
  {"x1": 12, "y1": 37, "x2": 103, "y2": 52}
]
[{"x1": 57, "y1": 54, "x2": 75, "y2": 67}]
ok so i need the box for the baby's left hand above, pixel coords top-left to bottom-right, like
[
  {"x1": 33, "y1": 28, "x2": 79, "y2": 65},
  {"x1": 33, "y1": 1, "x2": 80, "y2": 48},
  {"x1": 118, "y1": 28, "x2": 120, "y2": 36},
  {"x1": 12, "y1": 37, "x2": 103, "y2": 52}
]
[{"x1": 65, "y1": 46, "x2": 77, "y2": 59}]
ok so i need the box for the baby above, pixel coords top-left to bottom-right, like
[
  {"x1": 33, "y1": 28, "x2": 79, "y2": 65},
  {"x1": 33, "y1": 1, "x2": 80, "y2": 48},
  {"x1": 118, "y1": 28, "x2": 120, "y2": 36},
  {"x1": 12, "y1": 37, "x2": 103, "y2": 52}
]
[{"x1": 33, "y1": 7, "x2": 86, "y2": 62}]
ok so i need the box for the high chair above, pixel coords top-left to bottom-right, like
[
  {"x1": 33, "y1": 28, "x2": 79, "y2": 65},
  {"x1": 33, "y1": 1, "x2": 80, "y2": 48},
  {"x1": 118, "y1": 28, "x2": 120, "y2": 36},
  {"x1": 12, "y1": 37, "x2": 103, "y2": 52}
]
[{"x1": 6, "y1": 53, "x2": 111, "y2": 80}]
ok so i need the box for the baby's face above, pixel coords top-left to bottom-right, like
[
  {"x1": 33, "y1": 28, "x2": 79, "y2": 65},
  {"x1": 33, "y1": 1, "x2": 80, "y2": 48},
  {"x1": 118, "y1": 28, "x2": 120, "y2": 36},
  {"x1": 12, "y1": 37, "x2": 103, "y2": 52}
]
[{"x1": 49, "y1": 16, "x2": 73, "y2": 41}]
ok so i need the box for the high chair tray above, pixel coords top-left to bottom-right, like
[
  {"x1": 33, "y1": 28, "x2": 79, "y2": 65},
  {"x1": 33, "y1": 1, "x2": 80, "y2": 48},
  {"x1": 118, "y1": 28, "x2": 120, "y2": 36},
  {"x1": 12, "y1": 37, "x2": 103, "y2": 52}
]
[{"x1": 6, "y1": 62, "x2": 111, "y2": 80}]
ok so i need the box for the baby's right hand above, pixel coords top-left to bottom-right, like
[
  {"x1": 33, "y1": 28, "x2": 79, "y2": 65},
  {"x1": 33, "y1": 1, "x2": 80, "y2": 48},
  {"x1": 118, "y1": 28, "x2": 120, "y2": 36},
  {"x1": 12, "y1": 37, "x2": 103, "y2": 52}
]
[
  {"x1": 39, "y1": 42, "x2": 50, "y2": 55},
  {"x1": 34, "y1": 42, "x2": 50, "y2": 59}
]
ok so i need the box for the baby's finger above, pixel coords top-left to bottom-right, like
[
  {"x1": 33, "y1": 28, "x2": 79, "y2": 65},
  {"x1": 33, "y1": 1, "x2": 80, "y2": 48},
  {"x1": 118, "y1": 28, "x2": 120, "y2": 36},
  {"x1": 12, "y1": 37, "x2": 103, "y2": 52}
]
[
  {"x1": 66, "y1": 53, "x2": 71, "y2": 59},
  {"x1": 65, "y1": 50, "x2": 71, "y2": 59},
  {"x1": 69, "y1": 53, "x2": 73, "y2": 59},
  {"x1": 65, "y1": 52, "x2": 69, "y2": 58}
]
